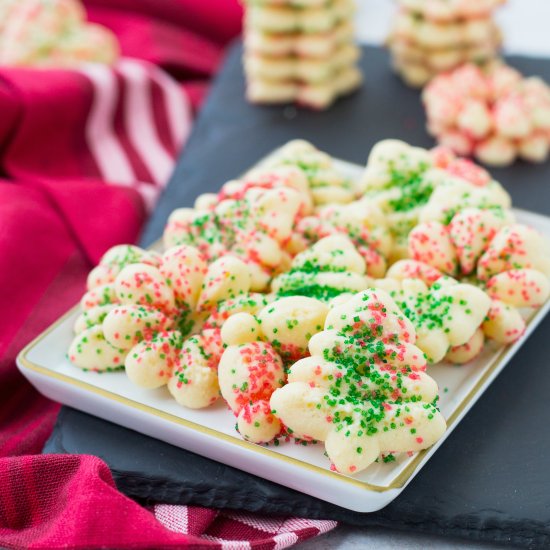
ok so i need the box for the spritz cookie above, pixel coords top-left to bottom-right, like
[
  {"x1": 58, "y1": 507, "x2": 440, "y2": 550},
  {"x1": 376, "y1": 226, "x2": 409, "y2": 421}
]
[
  {"x1": 407, "y1": 215, "x2": 550, "y2": 344},
  {"x1": 423, "y1": 63, "x2": 550, "y2": 165},
  {"x1": 359, "y1": 140, "x2": 510, "y2": 260},
  {"x1": 270, "y1": 289, "x2": 446, "y2": 475}
]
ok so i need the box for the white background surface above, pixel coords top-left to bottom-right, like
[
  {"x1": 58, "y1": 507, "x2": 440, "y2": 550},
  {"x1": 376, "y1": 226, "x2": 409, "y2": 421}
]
[
  {"x1": 356, "y1": 0, "x2": 550, "y2": 57},
  {"x1": 298, "y1": 1, "x2": 549, "y2": 547}
]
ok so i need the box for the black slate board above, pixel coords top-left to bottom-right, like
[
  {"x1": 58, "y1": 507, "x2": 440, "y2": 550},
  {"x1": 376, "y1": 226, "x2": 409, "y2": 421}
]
[{"x1": 44, "y1": 44, "x2": 550, "y2": 549}]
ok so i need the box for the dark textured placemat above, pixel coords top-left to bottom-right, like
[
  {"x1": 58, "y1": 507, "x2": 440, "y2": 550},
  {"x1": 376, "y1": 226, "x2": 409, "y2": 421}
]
[{"x1": 44, "y1": 44, "x2": 550, "y2": 549}]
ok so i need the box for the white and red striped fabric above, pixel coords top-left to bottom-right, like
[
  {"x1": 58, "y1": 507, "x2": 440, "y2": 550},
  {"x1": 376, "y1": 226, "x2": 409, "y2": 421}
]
[
  {"x1": 77, "y1": 58, "x2": 192, "y2": 210},
  {"x1": 0, "y1": 60, "x2": 190, "y2": 226},
  {"x1": 153, "y1": 504, "x2": 338, "y2": 549},
  {"x1": 0, "y1": 58, "x2": 195, "y2": 265}
]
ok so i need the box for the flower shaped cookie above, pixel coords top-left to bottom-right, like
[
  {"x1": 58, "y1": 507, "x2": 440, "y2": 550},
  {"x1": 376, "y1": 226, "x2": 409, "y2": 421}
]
[
  {"x1": 82, "y1": 244, "x2": 161, "y2": 306},
  {"x1": 270, "y1": 289, "x2": 446, "y2": 475},
  {"x1": 166, "y1": 291, "x2": 272, "y2": 410},
  {"x1": 70, "y1": 245, "x2": 166, "y2": 372},
  {"x1": 70, "y1": 245, "x2": 255, "y2": 409},
  {"x1": 359, "y1": 140, "x2": 510, "y2": 260},
  {"x1": 163, "y1": 170, "x2": 305, "y2": 291},
  {"x1": 288, "y1": 199, "x2": 393, "y2": 278},
  {"x1": 407, "y1": 213, "x2": 550, "y2": 344}
]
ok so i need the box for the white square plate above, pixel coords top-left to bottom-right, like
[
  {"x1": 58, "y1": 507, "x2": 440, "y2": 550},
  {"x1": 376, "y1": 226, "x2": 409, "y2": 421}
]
[{"x1": 17, "y1": 159, "x2": 550, "y2": 512}]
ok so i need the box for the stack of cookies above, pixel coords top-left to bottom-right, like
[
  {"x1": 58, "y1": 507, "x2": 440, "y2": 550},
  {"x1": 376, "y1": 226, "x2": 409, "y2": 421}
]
[
  {"x1": 387, "y1": 0, "x2": 506, "y2": 87},
  {"x1": 242, "y1": 0, "x2": 362, "y2": 109}
]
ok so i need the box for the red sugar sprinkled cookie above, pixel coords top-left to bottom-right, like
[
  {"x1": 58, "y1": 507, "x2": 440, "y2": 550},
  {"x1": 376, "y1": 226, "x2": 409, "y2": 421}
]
[
  {"x1": 218, "y1": 341, "x2": 286, "y2": 443},
  {"x1": 424, "y1": 63, "x2": 550, "y2": 166}
]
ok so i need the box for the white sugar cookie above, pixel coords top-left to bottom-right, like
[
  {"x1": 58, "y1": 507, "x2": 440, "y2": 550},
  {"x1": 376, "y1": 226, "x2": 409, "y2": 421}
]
[{"x1": 68, "y1": 325, "x2": 126, "y2": 372}]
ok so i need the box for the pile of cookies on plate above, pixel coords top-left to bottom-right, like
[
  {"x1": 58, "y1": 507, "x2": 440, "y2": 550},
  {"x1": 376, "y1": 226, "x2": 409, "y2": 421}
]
[
  {"x1": 68, "y1": 139, "x2": 550, "y2": 476},
  {"x1": 242, "y1": 0, "x2": 362, "y2": 108},
  {"x1": 423, "y1": 63, "x2": 550, "y2": 166}
]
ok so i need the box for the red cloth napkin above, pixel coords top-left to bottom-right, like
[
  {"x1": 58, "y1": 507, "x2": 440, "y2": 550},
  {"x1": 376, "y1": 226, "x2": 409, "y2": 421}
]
[{"x1": 0, "y1": 2, "x2": 338, "y2": 548}]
